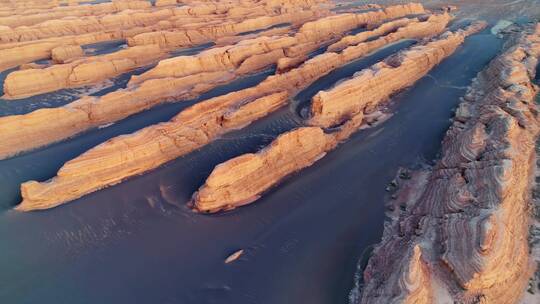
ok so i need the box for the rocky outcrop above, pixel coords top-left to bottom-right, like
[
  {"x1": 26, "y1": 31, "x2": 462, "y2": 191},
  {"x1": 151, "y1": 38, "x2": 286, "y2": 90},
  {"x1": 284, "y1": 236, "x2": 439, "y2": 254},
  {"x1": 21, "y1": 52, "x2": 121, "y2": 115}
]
[
  {"x1": 16, "y1": 91, "x2": 291, "y2": 211},
  {"x1": 50, "y1": 44, "x2": 84, "y2": 63},
  {"x1": 0, "y1": 0, "x2": 283, "y2": 71},
  {"x1": 0, "y1": 22, "x2": 171, "y2": 72},
  {"x1": 327, "y1": 17, "x2": 415, "y2": 52},
  {"x1": 129, "y1": 35, "x2": 297, "y2": 84},
  {"x1": 12, "y1": 6, "x2": 452, "y2": 211},
  {"x1": 3, "y1": 44, "x2": 165, "y2": 99},
  {"x1": 192, "y1": 114, "x2": 363, "y2": 212},
  {"x1": 293, "y1": 2, "x2": 424, "y2": 44},
  {"x1": 125, "y1": 10, "x2": 319, "y2": 49},
  {"x1": 0, "y1": 0, "x2": 151, "y2": 28},
  {"x1": 310, "y1": 20, "x2": 485, "y2": 128},
  {"x1": 190, "y1": 22, "x2": 482, "y2": 213},
  {"x1": 358, "y1": 24, "x2": 540, "y2": 304},
  {"x1": 0, "y1": 7, "x2": 175, "y2": 43},
  {"x1": 0, "y1": 8, "x2": 446, "y2": 162}
]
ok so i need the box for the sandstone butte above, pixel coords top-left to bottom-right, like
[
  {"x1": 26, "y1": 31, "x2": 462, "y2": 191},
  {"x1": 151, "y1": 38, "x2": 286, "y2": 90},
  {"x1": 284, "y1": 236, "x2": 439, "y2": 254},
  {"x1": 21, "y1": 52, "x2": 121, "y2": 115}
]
[
  {"x1": 0, "y1": 3, "x2": 432, "y2": 161},
  {"x1": 358, "y1": 23, "x2": 540, "y2": 304},
  {"x1": 0, "y1": 0, "x2": 322, "y2": 72},
  {"x1": 12, "y1": 5, "x2": 452, "y2": 212},
  {"x1": 191, "y1": 22, "x2": 485, "y2": 213},
  {"x1": 0, "y1": 3, "x2": 322, "y2": 99}
]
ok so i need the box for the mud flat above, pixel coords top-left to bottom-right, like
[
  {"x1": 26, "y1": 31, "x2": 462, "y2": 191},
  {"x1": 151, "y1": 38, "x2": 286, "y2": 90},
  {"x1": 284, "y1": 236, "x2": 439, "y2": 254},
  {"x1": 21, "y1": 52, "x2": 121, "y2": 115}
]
[
  {"x1": 357, "y1": 23, "x2": 540, "y2": 304},
  {"x1": 9, "y1": 5, "x2": 456, "y2": 211},
  {"x1": 191, "y1": 22, "x2": 485, "y2": 213}
]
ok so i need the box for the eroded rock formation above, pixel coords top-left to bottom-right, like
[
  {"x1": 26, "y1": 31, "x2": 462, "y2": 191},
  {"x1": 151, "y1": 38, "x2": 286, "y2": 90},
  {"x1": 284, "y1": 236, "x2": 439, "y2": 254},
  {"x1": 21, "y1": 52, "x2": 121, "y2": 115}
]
[
  {"x1": 190, "y1": 22, "x2": 484, "y2": 213},
  {"x1": 3, "y1": 44, "x2": 166, "y2": 99},
  {"x1": 192, "y1": 115, "x2": 363, "y2": 212},
  {"x1": 0, "y1": 0, "x2": 151, "y2": 28},
  {"x1": 0, "y1": 0, "x2": 321, "y2": 72},
  {"x1": 13, "y1": 6, "x2": 450, "y2": 211},
  {"x1": 0, "y1": 4, "x2": 440, "y2": 161},
  {"x1": 358, "y1": 24, "x2": 540, "y2": 304},
  {"x1": 310, "y1": 20, "x2": 486, "y2": 128}
]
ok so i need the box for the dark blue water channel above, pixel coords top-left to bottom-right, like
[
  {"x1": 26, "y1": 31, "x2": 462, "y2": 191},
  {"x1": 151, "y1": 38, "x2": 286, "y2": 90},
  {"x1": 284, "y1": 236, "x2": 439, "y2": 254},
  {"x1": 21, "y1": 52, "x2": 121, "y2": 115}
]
[{"x1": 0, "y1": 30, "x2": 502, "y2": 304}]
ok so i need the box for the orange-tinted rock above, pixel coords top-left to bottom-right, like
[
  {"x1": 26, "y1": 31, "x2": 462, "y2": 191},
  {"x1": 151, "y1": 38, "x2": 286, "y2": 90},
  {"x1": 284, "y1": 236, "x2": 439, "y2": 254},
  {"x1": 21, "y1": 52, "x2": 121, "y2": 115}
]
[
  {"x1": 0, "y1": 8, "x2": 175, "y2": 44},
  {"x1": 0, "y1": 8, "x2": 443, "y2": 161},
  {"x1": 327, "y1": 17, "x2": 415, "y2": 52},
  {"x1": 50, "y1": 44, "x2": 83, "y2": 63},
  {"x1": 310, "y1": 19, "x2": 483, "y2": 128},
  {"x1": 3, "y1": 44, "x2": 165, "y2": 99},
  {"x1": 12, "y1": 6, "x2": 451, "y2": 210},
  {"x1": 190, "y1": 20, "x2": 480, "y2": 213},
  {"x1": 358, "y1": 24, "x2": 540, "y2": 304},
  {"x1": 126, "y1": 10, "x2": 318, "y2": 49},
  {"x1": 192, "y1": 113, "x2": 363, "y2": 212},
  {"x1": 0, "y1": 0, "x2": 151, "y2": 28}
]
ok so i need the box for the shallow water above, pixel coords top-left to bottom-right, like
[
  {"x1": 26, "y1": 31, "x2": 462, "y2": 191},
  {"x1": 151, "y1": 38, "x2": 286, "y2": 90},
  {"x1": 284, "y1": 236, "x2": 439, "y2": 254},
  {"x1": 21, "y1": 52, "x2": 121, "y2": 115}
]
[{"x1": 0, "y1": 28, "x2": 503, "y2": 303}]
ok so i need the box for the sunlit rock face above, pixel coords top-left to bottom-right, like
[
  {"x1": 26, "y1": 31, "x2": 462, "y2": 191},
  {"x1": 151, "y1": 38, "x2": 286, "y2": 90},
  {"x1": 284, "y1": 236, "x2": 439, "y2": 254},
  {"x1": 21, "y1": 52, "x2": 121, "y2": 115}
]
[
  {"x1": 0, "y1": 4, "x2": 440, "y2": 162},
  {"x1": 190, "y1": 22, "x2": 483, "y2": 213},
  {"x1": 3, "y1": 44, "x2": 166, "y2": 99},
  {"x1": 358, "y1": 24, "x2": 540, "y2": 304},
  {"x1": 192, "y1": 115, "x2": 364, "y2": 213},
  {"x1": 0, "y1": 0, "x2": 325, "y2": 72},
  {"x1": 12, "y1": 3, "x2": 443, "y2": 211},
  {"x1": 309, "y1": 20, "x2": 485, "y2": 128}
]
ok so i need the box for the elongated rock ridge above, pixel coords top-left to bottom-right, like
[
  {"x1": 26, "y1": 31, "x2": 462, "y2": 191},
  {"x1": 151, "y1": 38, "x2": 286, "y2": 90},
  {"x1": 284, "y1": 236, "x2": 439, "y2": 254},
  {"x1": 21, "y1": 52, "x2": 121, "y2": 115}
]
[
  {"x1": 358, "y1": 24, "x2": 540, "y2": 304},
  {"x1": 3, "y1": 44, "x2": 166, "y2": 99},
  {"x1": 192, "y1": 115, "x2": 363, "y2": 213},
  {"x1": 191, "y1": 22, "x2": 484, "y2": 213},
  {"x1": 0, "y1": 0, "x2": 151, "y2": 28},
  {"x1": 0, "y1": 4, "x2": 438, "y2": 161},
  {"x1": 309, "y1": 20, "x2": 487, "y2": 128},
  {"x1": 14, "y1": 7, "x2": 455, "y2": 211},
  {"x1": 0, "y1": 0, "x2": 324, "y2": 72}
]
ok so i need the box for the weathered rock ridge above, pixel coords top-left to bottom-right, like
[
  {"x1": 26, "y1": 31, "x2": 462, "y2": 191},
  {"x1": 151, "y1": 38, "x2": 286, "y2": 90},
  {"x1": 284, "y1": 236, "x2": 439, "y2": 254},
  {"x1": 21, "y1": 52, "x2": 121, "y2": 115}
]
[
  {"x1": 358, "y1": 24, "x2": 540, "y2": 304},
  {"x1": 310, "y1": 20, "x2": 487, "y2": 128},
  {"x1": 0, "y1": 0, "x2": 151, "y2": 28},
  {"x1": 192, "y1": 116, "x2": 363, "y2": 213},
  {"x1": 3, "y1": 44, "x2": 166, "y2": 99},
  {"x1": 0, "y1": 4, "x2": 438, "y2": 161},
  {"x1": 0, "y1": 0, "x2": 323, "y2": 71},
  {"x1": 191, "y1": 22, "x2": 483, "y2": 213},
  {"x1": 13, "y1": 6, "x2": 457, "y2": 211}
]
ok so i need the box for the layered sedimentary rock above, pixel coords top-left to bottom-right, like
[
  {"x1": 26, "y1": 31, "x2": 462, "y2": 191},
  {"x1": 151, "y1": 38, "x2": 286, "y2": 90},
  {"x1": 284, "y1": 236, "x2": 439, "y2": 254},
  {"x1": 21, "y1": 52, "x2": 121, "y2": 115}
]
[
  {"x1": 327, "y1": 17, "x2": 415, "y2": 52},
  {"x1": 310, "y1": 20, "x2": 486, "y2": 128},
  {"x1": 358, "y1": 24, "x2": 540, "y2": 304},
  {"x1": 3, "y1": 44, "x2": 165, "y2": 99},
  {"x1": 126, "y1": 11, "x2": 318, "y2": 49},
  {"x1": 0, "y1": 7, "x2": 175, "y2": 43},
  {"x1": 0, "y1": 0, "x2": 151, "y2": 28},
  {"x1": 0, "y1": 22, "x2": 170, "y2": 71},
  {"x1": 12, "y1": 5, "x2": 456, "y2": 211},
  {"x1": 0, "y1": 0, "x2": 311, "y2": 71},
  {"x1": 192, "y1": 115, "x2": 363, "y2": 212},
  {"x1": 50, "y1": 44, "x2": 84, "y2": 63},
  {"x1": 0, "y1": 4, "x2": 439, "y2": 161},
  {"x1": 190, "y1": 22, "x2": 483, "y2": 213}
]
